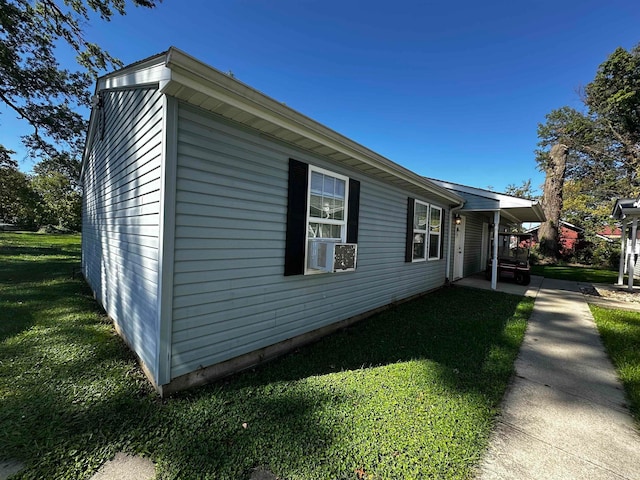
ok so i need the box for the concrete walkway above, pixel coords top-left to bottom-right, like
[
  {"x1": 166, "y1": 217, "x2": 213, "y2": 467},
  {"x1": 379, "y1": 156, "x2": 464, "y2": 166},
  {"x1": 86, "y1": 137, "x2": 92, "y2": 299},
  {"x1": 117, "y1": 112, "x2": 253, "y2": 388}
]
[{"x1": 471, "y1": 277, "x2": 640, "y2": 480}]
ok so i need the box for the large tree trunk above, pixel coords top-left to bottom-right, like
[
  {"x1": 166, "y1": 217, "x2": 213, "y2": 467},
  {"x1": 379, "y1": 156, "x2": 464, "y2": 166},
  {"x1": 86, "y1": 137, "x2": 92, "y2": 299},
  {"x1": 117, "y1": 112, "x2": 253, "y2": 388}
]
[{"x1": 539, "y1": 143, "x2": 569, "y2": 258}]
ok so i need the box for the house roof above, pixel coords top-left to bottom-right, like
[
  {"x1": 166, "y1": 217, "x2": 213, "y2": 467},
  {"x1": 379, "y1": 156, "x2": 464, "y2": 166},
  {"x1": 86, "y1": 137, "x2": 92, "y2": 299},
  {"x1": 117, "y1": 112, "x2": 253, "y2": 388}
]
[
  {"x1": 427, "y1": 178, "x2": 546, "y2": 223},
  {"x1": 525, "y1": 220, "x2": 583, "y2": 234},
  {"x1": 526, "y1": 220, "x2": 615, "y2": 243},
  {"x1": 83, "y1": 47, "x2": 463, "y2": 205}
]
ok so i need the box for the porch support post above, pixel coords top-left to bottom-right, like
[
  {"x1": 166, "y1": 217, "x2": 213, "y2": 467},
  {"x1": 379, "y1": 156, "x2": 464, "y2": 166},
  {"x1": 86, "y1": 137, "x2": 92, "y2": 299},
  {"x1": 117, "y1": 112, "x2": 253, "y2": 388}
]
[
  {"x1": 618, "y1": 221, "x2": 627, "y2": 285},
  {"x1": 491, "y1": 210, "x2": 500, "y2": 290},
  {"x1": 629, "y1": 217, "x2": 638, "y2": 291}
]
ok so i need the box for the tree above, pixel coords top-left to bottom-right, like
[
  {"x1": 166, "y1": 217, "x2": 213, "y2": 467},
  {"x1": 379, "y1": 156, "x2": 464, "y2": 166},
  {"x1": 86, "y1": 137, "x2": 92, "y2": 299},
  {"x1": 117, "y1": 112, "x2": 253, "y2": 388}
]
[
  {"x1": 30, "y1": 153, "x2": 82, "y2": 230},
  {"x1": 535, "y1": 44, "x2": 640, "y2": 259},
  {"x1": 0, "y1": 149, "x2": 38, "y2": 228},
  {"x1": 31, "y1": 170, "x2": 82, "y2": 230},
  {"x1": 538, "y1": 143, "x2": 568, "y2": 256},
  {"x1": 1, "y1": 0, "x2": 159, "y2": 158},
  {"x1": 0, "y1": 145, "x2": 17, "y2": 168},
  {"x1": 584, "y1": 45, "x2": 640, "y2": 182},
  {"x1": 504, "y1": 179, "x2": 537, "y2": 199}
]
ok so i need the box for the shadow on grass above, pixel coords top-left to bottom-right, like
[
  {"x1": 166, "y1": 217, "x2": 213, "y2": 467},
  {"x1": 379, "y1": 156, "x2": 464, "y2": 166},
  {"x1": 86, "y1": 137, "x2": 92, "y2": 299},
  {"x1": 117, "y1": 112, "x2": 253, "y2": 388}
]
[
  {"x1": 215, "y1": 287, "x2": 530, "y2": 395},
  {"x1": 152, "y1": 287, "x2": 532, "y2": 478},
  {"x1": 1, "y1": 233, "x2": 533, "y2": 478}
]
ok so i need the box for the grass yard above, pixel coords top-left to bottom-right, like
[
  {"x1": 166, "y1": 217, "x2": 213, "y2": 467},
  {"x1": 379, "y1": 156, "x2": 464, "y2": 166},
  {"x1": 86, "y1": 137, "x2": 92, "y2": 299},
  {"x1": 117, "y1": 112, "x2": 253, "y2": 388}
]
[
  {"x1": 590, "y1": 305, "x2": 640, "y2": 423},
  {"x1": 0, "y1": 232, "x2": 534, "y2": 479},
  {"x1": 531, "y1": 264, "x2": 618, "y2": 284}
]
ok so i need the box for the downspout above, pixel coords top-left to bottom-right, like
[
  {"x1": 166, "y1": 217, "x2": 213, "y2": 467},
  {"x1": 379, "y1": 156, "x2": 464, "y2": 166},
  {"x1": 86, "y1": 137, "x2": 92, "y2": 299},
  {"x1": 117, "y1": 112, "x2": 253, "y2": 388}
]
[
  {"x1": 491, "y1": 210, "x2": 500, "y2": 290},
  {"x1": 445, "y1": 200, "x2": 465, "y2": 284}
]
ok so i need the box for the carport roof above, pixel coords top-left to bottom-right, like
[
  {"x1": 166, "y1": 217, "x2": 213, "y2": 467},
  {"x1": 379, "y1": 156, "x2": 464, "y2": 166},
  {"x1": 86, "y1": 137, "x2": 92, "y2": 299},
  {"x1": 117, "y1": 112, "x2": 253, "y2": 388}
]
[{"x1": 427, "y1": 179, "x2": 546, "y2": 224}]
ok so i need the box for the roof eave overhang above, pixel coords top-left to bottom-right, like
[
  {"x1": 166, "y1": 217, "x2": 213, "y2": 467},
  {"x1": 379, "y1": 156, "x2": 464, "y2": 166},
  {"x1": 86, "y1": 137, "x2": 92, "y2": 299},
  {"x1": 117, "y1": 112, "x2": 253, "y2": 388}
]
[
  {"x1": 161, "y1": 48, "x2": 463, "y2": 204},
  {"x1": 83, "y1": 47, "x2": 462, "y2": 204}
]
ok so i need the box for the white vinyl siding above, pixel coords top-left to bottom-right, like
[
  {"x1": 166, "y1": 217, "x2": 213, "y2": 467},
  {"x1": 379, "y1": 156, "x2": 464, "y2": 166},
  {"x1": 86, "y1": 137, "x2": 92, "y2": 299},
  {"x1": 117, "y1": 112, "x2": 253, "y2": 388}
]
[
  {"x1": 170, "y1": 103, "x2": 449, "y2": 380},
  {"x1": 81, "y1": 87, "x2": 164, "y2": 381}
]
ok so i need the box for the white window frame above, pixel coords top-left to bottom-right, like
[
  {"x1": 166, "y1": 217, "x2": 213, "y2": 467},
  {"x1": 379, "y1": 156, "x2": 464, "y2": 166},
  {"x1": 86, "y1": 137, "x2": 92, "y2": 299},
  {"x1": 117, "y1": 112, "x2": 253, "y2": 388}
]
[
  {"x1": 412, "y1": 200, "x2": 429, "y2": 262},
  {"x1": 305, "y1": 165, "x2": 350, "y2": 274},
  {"x1": 428, "y1": 205, "x2": 442, "y2": 261}
]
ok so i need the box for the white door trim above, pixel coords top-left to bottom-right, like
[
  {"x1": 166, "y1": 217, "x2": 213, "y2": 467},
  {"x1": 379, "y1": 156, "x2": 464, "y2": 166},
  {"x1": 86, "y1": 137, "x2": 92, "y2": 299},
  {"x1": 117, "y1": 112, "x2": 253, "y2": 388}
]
[{"x1": 453, "y1": 216, "x2": 465, "y2": 280}]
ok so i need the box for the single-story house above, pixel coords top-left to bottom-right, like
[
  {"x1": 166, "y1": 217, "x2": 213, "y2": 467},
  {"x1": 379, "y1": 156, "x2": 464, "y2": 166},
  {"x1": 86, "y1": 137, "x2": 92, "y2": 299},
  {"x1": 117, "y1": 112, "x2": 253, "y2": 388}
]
[{"x1": 80, "y1": 47, "x2": 544, "y2": 395}]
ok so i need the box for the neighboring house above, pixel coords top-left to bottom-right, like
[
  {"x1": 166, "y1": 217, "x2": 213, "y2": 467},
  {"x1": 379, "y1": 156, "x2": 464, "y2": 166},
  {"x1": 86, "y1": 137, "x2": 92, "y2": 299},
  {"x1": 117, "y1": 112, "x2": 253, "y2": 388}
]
[
  {"x1": 526, "y1": 220, "x2": 615, "y2": 256},
  {"x1": 527, "y1": 220, "x2": 582, "y2": 255},
  {"x1": 598, "y1": 225, "x2": 622, "y2": 241},
  {"x1": 80, "y1": 47, "x2": 543, "y2": 394}
]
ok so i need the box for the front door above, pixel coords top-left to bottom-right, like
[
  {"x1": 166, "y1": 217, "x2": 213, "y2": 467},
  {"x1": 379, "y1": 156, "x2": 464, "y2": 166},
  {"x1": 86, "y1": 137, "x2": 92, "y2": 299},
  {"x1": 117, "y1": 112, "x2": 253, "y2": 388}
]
[{"x1": 453, "y1": 216, "x2": 465, "y2": 280}]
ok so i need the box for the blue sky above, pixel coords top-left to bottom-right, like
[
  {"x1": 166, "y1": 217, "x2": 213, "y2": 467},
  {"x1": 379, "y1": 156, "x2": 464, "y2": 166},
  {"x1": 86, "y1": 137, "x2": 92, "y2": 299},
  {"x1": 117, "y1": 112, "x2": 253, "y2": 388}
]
[{"x1": 4, "y1": 0, "x2": 640, "y2": 194}]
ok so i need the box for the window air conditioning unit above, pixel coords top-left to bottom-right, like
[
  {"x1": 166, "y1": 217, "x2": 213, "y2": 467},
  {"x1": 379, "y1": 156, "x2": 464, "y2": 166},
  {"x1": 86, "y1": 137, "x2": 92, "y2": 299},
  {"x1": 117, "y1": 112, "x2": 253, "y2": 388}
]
[{"x1": 309, "y1": 241, "x2": 357, "y2": 273}]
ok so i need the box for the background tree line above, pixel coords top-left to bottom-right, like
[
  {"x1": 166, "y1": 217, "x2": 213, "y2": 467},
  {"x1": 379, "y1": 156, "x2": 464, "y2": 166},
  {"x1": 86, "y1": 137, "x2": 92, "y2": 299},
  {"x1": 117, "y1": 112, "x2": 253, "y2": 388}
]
[
  {"x1": 0, "y1": 150, "x2": 82, "y2": 230},
  {"x1": 0, "y1": 0, "x2": 158, "y2": 231}
]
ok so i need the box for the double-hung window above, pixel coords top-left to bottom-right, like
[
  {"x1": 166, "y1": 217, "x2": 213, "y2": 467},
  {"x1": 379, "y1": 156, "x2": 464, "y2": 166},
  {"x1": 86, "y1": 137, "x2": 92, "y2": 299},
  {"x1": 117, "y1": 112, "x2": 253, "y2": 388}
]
[
  {"x1": 412, "y1": 200, "x2": 428, "y2": 261},
  {"x1": 408, "y1": 198, "x2": 443, "y2": 262},
  {"x1": 306, "y1": 167, "x2": 349, "y2": 273},
  {"x1": 285, "y1": 159, "x2": 360, "y2": 276},
  {"x1": 428, "y1": 205, "x2": 442, "y2": 260},
  {"x1": 308, "y1": 167, "x2": 348, "y2": 242}
]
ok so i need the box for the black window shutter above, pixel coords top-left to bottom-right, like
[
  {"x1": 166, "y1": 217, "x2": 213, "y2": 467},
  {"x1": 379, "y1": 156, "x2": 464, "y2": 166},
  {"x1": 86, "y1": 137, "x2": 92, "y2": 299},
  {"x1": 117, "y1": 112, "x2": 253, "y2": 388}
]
[
  {"x1": 346, "y1": 179, "x2": 360, "y2": 244},
  {"x1": 405, "y1": 197, "x2": 415, "y2": 263},
  {"x1": 284, "y1": 159, "x2": 308, "y2": 276}
]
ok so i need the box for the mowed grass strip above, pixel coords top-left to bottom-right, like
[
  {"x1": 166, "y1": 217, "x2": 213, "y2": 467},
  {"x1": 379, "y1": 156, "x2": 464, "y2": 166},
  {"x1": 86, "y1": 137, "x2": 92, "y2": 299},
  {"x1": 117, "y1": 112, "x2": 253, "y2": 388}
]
[
  {"x1": 590, "y1": 305, "x2": 640, "y2": 423},
  {"x1": 0, "y1": 232, "x2": 534, "y2": 479},
  {"x1": 531, "y1": 264, "x2": 618, "y2": 284}
]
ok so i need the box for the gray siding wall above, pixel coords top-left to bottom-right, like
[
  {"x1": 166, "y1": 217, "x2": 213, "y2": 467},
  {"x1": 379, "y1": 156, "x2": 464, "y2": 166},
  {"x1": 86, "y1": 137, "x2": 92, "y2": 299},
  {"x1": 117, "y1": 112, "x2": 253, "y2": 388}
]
[
  {"x1": 82, "y1": 87, "x2": 164, "y2": 381},
  {"x1": 171, "y1": 104, "x2": 449, "y2": 379},
  {"x1": 463, "y1": 213, "x2": 487, "y2": 276}
]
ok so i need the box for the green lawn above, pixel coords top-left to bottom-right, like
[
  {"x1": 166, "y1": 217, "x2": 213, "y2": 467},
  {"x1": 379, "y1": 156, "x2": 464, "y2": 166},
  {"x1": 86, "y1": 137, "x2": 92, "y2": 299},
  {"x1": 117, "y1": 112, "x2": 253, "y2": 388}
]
[
  {"x1": 531, "y1": 264, "x2": 619, "y2": 284},
  {"x1": 590, "y1": 305, "x2": 640, "y2": 423},
  {"x1": 0, "y1": 232, "x2": 534, "y2": 479}
]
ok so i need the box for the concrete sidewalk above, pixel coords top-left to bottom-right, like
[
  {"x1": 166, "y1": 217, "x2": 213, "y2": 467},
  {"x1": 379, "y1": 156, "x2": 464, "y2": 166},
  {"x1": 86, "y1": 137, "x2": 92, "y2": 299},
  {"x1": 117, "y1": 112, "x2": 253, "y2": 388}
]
[{"x1": 476, "y1": 277, "x2": 640, "y2": 479}]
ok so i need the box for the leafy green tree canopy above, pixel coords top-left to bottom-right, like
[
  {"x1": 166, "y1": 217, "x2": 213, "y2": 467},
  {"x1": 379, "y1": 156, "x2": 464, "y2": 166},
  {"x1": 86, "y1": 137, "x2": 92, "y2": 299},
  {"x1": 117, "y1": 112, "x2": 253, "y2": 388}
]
[{"x1": 0, "y1": 0, "x2": 159, "y2": 158}]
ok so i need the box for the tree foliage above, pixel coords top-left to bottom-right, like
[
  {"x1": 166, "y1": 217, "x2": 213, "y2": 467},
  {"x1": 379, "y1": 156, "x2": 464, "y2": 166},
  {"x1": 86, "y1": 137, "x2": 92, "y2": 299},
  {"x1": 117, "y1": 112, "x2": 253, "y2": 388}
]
[
  {"x1": 0, "y1": 150, "x2": 38, "y2": 228},
  {"x1": 0, "y1": 139, "x2": 82, "y2": 230},
  {"x1": 504, "y1": 179, "x2": 537, "y2": 200},
  {"x1": 0, "y1": 0, "x2": 159, "y2": 158},
  {"x1": 536, "y1": 43, "x2": 640, "y2": 258}
]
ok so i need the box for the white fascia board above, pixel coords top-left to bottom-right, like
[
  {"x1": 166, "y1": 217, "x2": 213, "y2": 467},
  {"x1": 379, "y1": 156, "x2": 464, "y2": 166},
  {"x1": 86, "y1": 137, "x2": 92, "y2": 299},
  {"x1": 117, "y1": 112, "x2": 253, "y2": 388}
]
[
  {"x1": 429, "y1": 178, "x2": 537, "y2": 207},
  {"x1": 97, "y1": 61, "x2": 171, "y2": 91},
  {"x1": 81, "y1": 54, "x2": 170, "y2": 178},
  {"x1": 162, "y1": 47, "x2": 463, "y2": 205}
]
